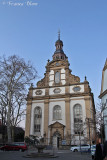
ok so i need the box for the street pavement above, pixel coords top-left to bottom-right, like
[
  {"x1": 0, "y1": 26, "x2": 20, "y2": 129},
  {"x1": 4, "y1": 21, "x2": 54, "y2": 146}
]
[{"x1": 0, "y1": 149, "x2": 92, "y2": 160}]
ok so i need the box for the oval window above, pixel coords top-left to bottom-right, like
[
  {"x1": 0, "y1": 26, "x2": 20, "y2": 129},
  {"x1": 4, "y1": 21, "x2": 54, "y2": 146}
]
[{"x1": 73, "y1": 86, "x2": 81, "y2": 92}]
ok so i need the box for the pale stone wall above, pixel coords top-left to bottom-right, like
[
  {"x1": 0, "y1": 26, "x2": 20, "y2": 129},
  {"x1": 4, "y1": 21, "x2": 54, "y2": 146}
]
[
  {"x1": 49, "y1": 81, "x2": 53, "y2": 86},
  {"x1": 49, "y1": 70, "x2": 54, "y2": 75},
  {"x1": 61, "y1": 80, "x2": 66, "y2": 85},
  {"x1": 48, "y1": 100, "x2": 66, "y2": 126},
  {"x1": 61, "y1": 69, "x2": 66, "y2": 84},
  {"x1": 61, "y1": 68, "x2": 65, "y2": 73},
  {"x1": 49, "y1": 75, "x2": 54, "y2": 81},
  {"x1": 49, "y1": 70, "x2": 54, "y2": 86},
  {"x1": 61, "y1": 74, "x2": 65, "y2": 79}
]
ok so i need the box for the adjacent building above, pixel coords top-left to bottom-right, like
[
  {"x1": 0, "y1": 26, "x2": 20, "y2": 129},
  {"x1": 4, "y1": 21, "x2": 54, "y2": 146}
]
[
  {"x1": 25, "y1": 34, "x2": 96, "y2": 146},
  {"x1": 99, "y1": 59, "x2": 107, "y2": 140}
]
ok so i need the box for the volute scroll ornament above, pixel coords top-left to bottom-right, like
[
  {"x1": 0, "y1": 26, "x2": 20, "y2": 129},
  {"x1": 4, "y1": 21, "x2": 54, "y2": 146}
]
[
  {"x1": 35, "y1": 90, "x2": 43, "y2": 95},
  {"x1": 37, "y1": 77, "x2": 46, "y2": 87},
  {"x1": 53, "y1": 88, "x2": 61, "y2": 93}
]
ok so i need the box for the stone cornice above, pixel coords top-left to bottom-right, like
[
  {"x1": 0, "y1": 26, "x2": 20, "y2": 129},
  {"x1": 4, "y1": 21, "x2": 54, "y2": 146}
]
[
  {"x1": 27, "y1": 92, "x2": 92, "y2": 101},
  {"x1": 31, "y1": 81, "x2": 89, "y2": 90},
  {"x1": 99, "y1": 89, "x2": 107, "y2": 99}
]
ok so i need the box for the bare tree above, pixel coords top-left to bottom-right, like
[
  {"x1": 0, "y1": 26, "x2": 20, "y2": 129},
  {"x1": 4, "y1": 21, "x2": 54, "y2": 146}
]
[
  {"x1": 95, "y1": 102, "x2": 106, "y2": 142},
  {"x1": 0, "y1": 55, "x2": 37, "y2": 143}
]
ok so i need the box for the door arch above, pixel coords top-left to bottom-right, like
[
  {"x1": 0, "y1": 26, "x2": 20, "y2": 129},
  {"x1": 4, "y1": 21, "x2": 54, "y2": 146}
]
[{"x1": 53, "y1": 131, "x2": 61, "y2": 148}]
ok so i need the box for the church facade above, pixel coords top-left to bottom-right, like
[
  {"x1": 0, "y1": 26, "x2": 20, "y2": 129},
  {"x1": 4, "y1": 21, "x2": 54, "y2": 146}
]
[{"x1": 25, "y1": 35, "x2": 96, "y2": 146}]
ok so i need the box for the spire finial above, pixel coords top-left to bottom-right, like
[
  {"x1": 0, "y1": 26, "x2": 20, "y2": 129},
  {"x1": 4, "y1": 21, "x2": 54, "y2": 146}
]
[
  {"x1": 58, "y1": 30, "x2": 60, "y2": 40},
  {"x1": 85, "y1": 76, "x2": 87, "y2": 81}
]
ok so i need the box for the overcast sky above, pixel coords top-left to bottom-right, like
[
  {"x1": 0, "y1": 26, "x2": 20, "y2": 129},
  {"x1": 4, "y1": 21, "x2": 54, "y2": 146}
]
[{"x1": 0, "y1": 0, "x2": 107, "y2": 128}]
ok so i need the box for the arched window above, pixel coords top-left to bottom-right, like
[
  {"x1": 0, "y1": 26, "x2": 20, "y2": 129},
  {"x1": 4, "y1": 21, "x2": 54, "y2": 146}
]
[
  {"x1": 34, "y1": 107, "x2": 42, "y2": 133},
  {"x1": 53, "y1": 105, "x2": 61, "y2": 120},
  {"x1": 56, "y1": 56, "x2": 59, "y2": 59},
  {"x1": 61, "y1": 56, "x2": 63, "y2": 59},
  {"x1": 73, "y1": 104, "x2": 83, "y2": 134},
  {"x1": 55, "y1": 71, "x2": 60, "y2": 83}
]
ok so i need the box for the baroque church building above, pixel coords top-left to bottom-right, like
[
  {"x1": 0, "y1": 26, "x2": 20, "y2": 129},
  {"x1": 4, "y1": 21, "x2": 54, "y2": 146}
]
[{"x1": 25, "y1": 34, "x2": 96, "y2": 146}]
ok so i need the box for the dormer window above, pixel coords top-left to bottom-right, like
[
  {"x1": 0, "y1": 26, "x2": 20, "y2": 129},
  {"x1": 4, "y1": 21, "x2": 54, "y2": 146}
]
[{"x1": 55, "y1": 71, "x2": 60, "y2": 83}]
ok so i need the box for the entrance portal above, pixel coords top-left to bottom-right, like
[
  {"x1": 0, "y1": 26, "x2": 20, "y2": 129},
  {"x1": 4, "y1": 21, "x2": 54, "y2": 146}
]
[{"x1": 52, "y1": 131, "x2": 61, "y2": 148}]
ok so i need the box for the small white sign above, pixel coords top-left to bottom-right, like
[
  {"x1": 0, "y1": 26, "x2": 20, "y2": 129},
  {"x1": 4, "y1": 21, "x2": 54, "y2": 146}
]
[{"x1": 62, "y1": 140, "x2": 66, "y2": 145}]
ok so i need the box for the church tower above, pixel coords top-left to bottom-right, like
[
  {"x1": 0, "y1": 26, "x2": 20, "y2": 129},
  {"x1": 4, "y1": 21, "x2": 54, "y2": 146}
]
[
  {"x1": 99, "y1": 59, "x2": 107, "y2": 140},
  {"x1": 25, "y1": 33, "x2": 96, "y2": 146}
]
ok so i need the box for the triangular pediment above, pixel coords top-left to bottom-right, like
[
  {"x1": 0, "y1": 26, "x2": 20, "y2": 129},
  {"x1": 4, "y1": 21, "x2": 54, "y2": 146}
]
[{"x1": 49, "y1": 121, "x2": 65, "y2": 128}]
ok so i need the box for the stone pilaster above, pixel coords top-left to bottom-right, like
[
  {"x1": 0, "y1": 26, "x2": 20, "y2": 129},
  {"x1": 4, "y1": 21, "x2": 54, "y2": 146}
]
[
  {"x1": 45, "y1": 88, "x2": 49, "y2": 96},
  {"x1": 84, "y1": 96, "x2": 91, "y2": 118},
  {"x1": 25, "y1": 87, "x2": 33, "y2": 137},
  {"x1": 84, "y1": 96, "x2": 96, "y2": 142},
  {"x1": 25, "y1": 101, "x2": 32, "y2": 137},
  {"x1": 44, "y1": 99, "x2": 49, "y2": 138},
  {"x1": 65, "y1": 97, "x2": 71, "y2": 135},
  {"x1": 65, "y1": 86, "x2": 69, "y2": 93}
]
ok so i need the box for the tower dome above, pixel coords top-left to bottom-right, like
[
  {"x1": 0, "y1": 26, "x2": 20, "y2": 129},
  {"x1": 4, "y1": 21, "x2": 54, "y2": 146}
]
[{"x1": 53, "y1": 31, "x2": 67, "y2": 60}]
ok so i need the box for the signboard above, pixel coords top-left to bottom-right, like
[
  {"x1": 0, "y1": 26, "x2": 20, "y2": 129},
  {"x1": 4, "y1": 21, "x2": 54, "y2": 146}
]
[{"x1": 62, "y1": 140, "x2": 66, "y2": 145}]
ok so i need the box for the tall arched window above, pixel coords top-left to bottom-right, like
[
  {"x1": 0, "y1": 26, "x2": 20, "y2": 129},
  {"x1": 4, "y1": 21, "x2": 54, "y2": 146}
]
[
  {"x1": 53, "y1": 105, "x2": 61, "y2": 120},
  {"x1": 34, "y1": 107, "x2": 42, "y2": 133},
  {"x1": 73, "y1": 104, "x2": 83, "y2": 134},
  {"x1": 55, "y1": 71, "x2": 60, "y2": 83}
]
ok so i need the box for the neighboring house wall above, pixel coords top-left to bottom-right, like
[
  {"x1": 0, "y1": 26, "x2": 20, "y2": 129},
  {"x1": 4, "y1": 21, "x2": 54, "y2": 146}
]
[
  {"x1": 99, "y1": 59, "x2": 107, "y2": 140},
  {"x1": 102, "y1": 96, "x2": 107, "y2": 140},
  {"x1": 103, "y1": 69, "x2": 107, "y2": 92}
]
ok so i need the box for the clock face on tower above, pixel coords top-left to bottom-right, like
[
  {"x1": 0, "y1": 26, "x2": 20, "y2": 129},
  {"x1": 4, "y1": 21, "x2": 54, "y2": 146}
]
[{"x1": 55, "y1": 71, "x2": 60, "y2": 83}]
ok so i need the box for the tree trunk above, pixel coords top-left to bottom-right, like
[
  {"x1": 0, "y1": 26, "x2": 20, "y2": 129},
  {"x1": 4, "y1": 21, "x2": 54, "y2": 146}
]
[
  {"x1": 12, "y1": 126, "x2": 15, "y2": 142},
  {"x1": 7, "y1": 92, "x2": 12, "y2": 143},
  {"x1": 7, "y1": 110, "x2": 12, "y2": 143}
]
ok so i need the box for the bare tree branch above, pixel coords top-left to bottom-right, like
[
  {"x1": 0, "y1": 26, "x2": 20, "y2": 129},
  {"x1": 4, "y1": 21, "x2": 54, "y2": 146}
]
[{"x1": 0, "y1": 55, "x2": 38, "y2": 142}]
